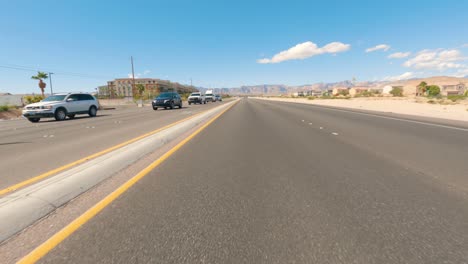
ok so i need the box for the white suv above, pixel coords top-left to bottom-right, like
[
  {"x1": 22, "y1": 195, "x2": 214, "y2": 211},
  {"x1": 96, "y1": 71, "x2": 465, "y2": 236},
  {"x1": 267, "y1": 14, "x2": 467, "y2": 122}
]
[{"x1": 22, "y1": 93, "x2": 99, "y2": 123}]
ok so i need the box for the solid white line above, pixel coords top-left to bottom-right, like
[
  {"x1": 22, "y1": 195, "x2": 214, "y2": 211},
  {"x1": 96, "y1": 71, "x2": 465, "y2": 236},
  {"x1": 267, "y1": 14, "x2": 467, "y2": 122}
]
[
  {"x1": 261, "y1": 99, "x2": 468, "y2": 132},
  {"x1": 319, "y1": 106, "x2": 468, "y2": 132}
]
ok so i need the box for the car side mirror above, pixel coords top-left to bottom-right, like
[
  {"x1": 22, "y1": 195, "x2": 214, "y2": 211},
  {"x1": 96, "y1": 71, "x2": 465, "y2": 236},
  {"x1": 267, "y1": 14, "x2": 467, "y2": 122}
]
[{"x1": 66, "y1": 98, "x2": 74, "y2": 102}]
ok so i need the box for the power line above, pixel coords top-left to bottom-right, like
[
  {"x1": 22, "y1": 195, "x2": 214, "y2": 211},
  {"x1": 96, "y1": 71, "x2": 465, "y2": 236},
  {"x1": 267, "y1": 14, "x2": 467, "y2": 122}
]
[{"x1": 0, "y1": 64, "x2": 115, "y2": 80}]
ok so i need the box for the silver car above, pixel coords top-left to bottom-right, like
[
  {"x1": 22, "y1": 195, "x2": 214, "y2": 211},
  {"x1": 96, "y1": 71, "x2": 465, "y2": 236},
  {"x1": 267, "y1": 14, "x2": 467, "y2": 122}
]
[{"x1": 22, "y1": 93, "x2": 99, "y2": 122}]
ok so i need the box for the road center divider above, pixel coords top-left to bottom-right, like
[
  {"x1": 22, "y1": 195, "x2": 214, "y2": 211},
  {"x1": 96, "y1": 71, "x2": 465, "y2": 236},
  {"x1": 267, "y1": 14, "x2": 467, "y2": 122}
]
[{"x1": 0, "y1": 99, "x2": 239, "y2": 243}]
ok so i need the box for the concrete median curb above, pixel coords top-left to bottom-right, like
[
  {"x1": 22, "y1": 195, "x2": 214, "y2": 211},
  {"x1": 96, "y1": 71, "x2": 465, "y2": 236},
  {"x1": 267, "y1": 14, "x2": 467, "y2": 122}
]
[{"x1": 0, "y1": 100, "x2": 238, "y2": 243}]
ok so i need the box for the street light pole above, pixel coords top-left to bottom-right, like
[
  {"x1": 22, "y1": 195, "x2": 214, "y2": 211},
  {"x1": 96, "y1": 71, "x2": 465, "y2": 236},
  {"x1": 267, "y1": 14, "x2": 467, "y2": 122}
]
[
  {"x1": 49, "y1": 72, "x2": 54, "y2": 95},
  {"x1": 131, "y1": 56, "x2": 136, "y2": 97}
]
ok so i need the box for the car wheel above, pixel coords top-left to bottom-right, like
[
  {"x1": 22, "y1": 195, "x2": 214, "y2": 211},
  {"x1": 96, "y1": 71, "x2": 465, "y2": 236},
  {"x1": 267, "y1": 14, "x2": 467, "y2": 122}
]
[
  {"x1": 68, "y1": 114, "x2": 75, "y2": 119},
  {"x1": 204, "y1": 101, "x2": 206, "y2": 104},
  {"x1": 170, "y1": 102, "x2": 174, "y2": 109},
  {"x1": 89, "y1": 106, "x2": 97, "y2": 117},
  {"x1": 179, "y1": 102, "x2": 183, "y2": 109},
  {"x1": 28, "y1": 118, "x2": 40, "y2": 123},
  {"x1": 55, "y1": 108, "x2": 67, "y2": 121},
  {"x1": 153, "y1": 107, "x2": 158, "y2": 110},
  {"x1": 189, "y1": 102, "x2": 191, "y2": 105}
]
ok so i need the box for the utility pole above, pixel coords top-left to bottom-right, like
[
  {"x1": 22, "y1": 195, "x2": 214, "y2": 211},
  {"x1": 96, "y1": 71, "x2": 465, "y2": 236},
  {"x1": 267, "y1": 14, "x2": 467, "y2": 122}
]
[
  {"x1": 49, "y1": 72, "x2": 54, "y2": 95},
  {"x1": 131, "y1": 56, "x2": 136, "y2": 97}
]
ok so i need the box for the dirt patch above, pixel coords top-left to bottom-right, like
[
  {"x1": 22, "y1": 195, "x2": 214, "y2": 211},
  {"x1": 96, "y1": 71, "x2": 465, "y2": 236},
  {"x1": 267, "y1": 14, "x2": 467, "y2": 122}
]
[{"x1": 0, "y1": 109, "x2": 22, "y2": 120}]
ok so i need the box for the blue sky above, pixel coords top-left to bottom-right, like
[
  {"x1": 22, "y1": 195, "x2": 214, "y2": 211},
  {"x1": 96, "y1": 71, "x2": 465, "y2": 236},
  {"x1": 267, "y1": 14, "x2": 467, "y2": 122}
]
[{"x1": 1, "y1": 0, "x2": 468, "y2": 94}]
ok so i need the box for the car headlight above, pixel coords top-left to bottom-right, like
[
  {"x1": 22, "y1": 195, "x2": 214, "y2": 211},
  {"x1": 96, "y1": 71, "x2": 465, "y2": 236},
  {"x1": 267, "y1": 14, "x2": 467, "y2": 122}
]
[
  {"x1": 42, "y1": 105, "x2": 53, "y2": 109},
  {"x1": 164, "y1": 100, "x2": 170, "y2": 103}
]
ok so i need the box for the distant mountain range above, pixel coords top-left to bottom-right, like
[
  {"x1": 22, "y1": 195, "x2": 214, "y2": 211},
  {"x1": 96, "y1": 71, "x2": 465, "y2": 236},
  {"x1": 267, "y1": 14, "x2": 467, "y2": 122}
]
[
  {"x1": 199, "y1": 80, "x2": 378, "y2": 95},
  {"x1": 198, "y1": 76, "x2": 468, "y2": 95}
]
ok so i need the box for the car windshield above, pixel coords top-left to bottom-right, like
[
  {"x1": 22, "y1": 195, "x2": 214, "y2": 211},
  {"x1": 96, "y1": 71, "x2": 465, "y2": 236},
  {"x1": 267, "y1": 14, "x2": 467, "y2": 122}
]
[
  {"x1": 191, "y1": 93, "x2": 200, "y2": 96},
  {"x1": 42, "y1": 95, "x2": 67, "y2": 102}
]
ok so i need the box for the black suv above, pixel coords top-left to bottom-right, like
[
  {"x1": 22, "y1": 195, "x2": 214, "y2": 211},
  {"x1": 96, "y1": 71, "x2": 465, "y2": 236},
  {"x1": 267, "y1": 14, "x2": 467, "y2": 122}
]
[{"x1": 152, "y1": 92, "x2": 183, "y2": 110}]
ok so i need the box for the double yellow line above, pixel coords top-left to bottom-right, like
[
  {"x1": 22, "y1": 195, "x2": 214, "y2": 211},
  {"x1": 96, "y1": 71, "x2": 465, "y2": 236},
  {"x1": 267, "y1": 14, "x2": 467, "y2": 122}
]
[{"x1": 18, "y1": 100, "x2": 238, "y2": 263}]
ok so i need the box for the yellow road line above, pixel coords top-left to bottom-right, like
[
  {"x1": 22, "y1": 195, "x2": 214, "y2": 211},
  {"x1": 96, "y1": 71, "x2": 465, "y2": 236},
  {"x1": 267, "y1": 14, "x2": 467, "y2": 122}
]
[
  {"x1": 17, "y1": 100, "x2": 238, "y2": 264},
  {"x1": 0, "y1": 108, "x2": 212, "y2": 196}
]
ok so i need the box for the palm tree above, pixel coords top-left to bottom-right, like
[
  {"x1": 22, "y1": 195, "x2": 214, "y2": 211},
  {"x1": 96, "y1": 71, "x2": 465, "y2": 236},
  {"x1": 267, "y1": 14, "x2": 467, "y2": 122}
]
[
  {"x1": 417, "y1": 81, "x2": 427, "y2": 96},
  {"x1": 31, "y1": 71, "x2": 48, "y2": 97}
]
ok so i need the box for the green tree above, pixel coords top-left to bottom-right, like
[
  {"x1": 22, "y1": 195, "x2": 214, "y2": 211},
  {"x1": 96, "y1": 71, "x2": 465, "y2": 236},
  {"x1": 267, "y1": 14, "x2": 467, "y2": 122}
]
[
  {"x1": 390, "y1": 87, "x2": 404, "y2": 97},
  {"x1": 427, "y1": 85, "x2": 440, "y2": 97},
  {"x1": 31, "y1": 72, "x2": 48, "y2": 97},
  {"x1": 136, "y1": 84, "x2": 145, "y2": 97}
]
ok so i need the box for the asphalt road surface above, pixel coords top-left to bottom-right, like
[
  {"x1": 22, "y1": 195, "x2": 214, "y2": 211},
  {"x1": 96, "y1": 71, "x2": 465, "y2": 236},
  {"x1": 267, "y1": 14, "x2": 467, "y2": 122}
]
[
  {"x1": 39, "y1": 98, "x2": 468, "y2": 263},
  {"x1": 0, "y1": 101, "x2": 226, "y2": 190}
]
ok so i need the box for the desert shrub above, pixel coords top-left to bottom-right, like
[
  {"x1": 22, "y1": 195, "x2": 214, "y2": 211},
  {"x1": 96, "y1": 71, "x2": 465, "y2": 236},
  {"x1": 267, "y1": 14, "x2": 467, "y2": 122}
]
[
  {"x1": 338, "y1": 90, "x2": 349, "y2": 96},
  {"x1": 427, "y1": 100, "x2": 436, "y2": 104},
  {"x1": 0, "y1": 105, "x2": 10, "y2": 112},
  {"x1": 390, "y1": 87, "x2": 404, "y2": 97},
  {"x1": 307, "y1": 96, "x2": 315, "y2": 100},
  {"x1": 447, "y1": 94, "x2": 467, "y2": 102},
  {"x1": 24, "y1": 95, "x2": 44, "y2": 104},
  {"x1": 355, "y1": 91, "x2": 374, "y2": 97}
]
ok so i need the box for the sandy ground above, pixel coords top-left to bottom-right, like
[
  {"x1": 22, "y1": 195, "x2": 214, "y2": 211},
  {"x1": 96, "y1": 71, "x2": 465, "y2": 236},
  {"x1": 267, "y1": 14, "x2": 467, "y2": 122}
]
[
  {"x1": 253, "y1": 97, "x2": 468, "y2": 122},
  {"x1": 0, "y1": 109, "x2": 22, "y2": 120}
]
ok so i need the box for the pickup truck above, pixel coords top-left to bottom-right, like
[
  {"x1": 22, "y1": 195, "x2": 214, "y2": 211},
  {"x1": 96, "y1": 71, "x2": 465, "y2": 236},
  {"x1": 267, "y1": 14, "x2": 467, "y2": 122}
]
[
  {"x1": 188, "y1": 92, "x2": 206, "y2": 105},
  {"x1": 205, "y1": 90, "x2": 215, "y2": 102}
]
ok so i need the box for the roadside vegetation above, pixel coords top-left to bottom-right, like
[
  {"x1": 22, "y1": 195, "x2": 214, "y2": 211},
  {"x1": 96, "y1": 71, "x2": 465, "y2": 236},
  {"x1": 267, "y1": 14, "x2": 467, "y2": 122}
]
[
  {"x1": 390, "y1": 87, "x2": 404, "y2": 97},
  {"x1": 0, "y1": 105, "x2": 12, "y2": 112},
  {"x1": 0, "y1": 105, "x2": 22, "y2": 119},
  {"x1": 23, "y1": 95, "x2": 44, "y2": 104},
  {"x1": 354, "y1": 90, "x2": 383, "y2": 98},
  {"x1": 447, "y1": 94, "x2": 467, "y2": 102}
]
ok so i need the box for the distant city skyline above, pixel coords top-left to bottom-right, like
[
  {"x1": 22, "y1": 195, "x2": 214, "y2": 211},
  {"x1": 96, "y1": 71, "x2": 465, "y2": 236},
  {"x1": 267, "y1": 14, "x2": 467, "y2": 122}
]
[{"x1": 1, "y1": 0, "x2": 468, "y2": 94}]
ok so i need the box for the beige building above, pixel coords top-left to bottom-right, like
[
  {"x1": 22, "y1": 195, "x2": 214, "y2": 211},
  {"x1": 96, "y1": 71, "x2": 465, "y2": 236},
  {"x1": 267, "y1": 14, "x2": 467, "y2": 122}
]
[
  {"x1": 348, "y1": 87, "x2": 369, "y2": 97},
  {"x1": 441, "y1": 83, "x2": 466, "y2": 96},
  {"x1": 332, "y1": 87, "x2": 349, "y2": 96},
  {"x1": 104, "y1": 78, "x2": 190, "y2": 98}
]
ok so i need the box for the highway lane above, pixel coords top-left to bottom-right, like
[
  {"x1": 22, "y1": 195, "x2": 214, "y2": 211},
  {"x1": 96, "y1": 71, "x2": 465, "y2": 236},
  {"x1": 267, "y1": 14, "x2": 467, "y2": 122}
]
[
  {"x1": 0, "y1": 101, "x2": 226, "y2": 190},
  {"x1": 39, "y1": 98, "x2": 468, "y2": 263}
]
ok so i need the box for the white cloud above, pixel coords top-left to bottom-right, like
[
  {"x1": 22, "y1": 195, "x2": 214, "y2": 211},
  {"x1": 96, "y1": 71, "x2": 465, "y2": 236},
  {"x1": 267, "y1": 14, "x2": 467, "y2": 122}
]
[
  {"x1": 462, "y1": 44, "x2": 468, "y2": 48},
  {"x1": 366, "y1": 44, "x2": 391, "y2": 53},
  {"x1": 453, "y1": 68, "x2": 468, "y2": 77},
  {"x1": 388, "y1": 52, "x2": 411, "y2": 59},
  {"x1": 128, "y1": 73, "x2": 140, "y2": 78},
  {"x1": 127, "y1": 69, "x2": 151, "y2": 79},
  {"x1": 403, "y1": 49, "x2": 466, "y2": 71},
  {"x1": 383, "y1": 72, "x2": 414, "y2": 81},
  {"x1": 257, "y1": 41, "x2": 350, "y2": 64}
]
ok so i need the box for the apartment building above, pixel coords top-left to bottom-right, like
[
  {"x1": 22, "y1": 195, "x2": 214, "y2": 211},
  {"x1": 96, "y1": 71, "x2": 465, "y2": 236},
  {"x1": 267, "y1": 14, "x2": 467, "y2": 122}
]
[{"x1": 103, "y1": 78, "x2": 190, "y2": 98}]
